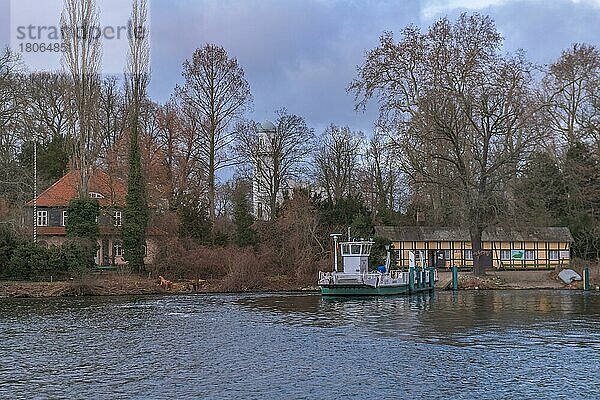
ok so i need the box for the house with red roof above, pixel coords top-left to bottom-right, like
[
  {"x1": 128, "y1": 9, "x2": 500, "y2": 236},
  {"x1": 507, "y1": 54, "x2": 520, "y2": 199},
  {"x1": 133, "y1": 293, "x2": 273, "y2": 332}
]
[{"x1": 25, "y1": 169, "x2": 158, "y2": 266}]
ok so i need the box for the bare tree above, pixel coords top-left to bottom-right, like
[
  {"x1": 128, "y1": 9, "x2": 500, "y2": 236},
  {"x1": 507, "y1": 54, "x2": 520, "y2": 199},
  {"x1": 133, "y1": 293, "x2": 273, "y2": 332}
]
[
  {"x1": 313, "y1": 124, "x2": 363, "y2": 204},
  {"x1": 25, "y1": 72, "x2": 73, "y2": 142},
  {"x1": 543, "y1": 43, "x2": 600, "y2": 146},
  {"x1": 363, "y1": 130, "x2": 405, "y2": 213},
  {"x1": 99, "y1": 75, "x2": 127, "y2": 154},
  {"x1": 61, "y1": 0, "x2": 102, "y2": 198},
  {"x1": 237, "y1": 109, "x2": 314, "y2": 220},
  {"x1": 0, "y1": 48, "x2": 29, "y2": 205},
  {"x1": 350, "y1": 14, "x2": 543, "y2": 275},
  {"x1": 155, "y1": 101, "x2": 204, "y2": 209},
  {"x1": 175, "y1": 44, "x2": 252, "y2": 222}
]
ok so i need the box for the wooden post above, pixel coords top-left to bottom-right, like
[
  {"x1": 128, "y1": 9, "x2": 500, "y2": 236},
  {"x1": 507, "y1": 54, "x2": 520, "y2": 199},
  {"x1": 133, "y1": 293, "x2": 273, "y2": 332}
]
[
  {"x1": 583, "y1": 267, "x2": 590, "y2": 291},
  {"x1": 452, "y1": 265, "x2": 459, "y2": 291},
  {"x1": 429, "y1": 267, "x2": 435, "y2": 289}
]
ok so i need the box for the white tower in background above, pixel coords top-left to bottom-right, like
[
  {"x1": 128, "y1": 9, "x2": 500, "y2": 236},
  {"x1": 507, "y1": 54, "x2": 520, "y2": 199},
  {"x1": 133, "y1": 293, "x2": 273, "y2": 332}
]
[{"x1": 253, "y1": 120, "x2": 276, "y2": 220}]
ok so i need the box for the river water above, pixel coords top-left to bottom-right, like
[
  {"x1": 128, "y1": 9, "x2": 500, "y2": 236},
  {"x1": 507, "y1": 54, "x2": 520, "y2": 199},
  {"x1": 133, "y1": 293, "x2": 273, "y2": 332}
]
[{"x1": 1, "y1": 290, "x2": 599, "y2": 399}]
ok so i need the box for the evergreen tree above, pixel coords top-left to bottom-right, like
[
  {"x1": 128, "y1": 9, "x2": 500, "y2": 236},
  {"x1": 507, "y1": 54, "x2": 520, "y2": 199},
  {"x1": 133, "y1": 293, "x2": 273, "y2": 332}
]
[
  {"x1": 65, "y1": 198, "x2": 99, "y2": 270},
  {"x1": 123, "y1": 129, "x2": 149, "y2": 272},
  {"x1": 177, "y1": 195, "x2": 212, "y2": 244},
  {"x1": 65, "y1": 198, "x2": 100, "y2": 241},
  {"x1": 563, "y1": 141, "x2": 600, "y2": 260},
  {"x1": 515, "y1": 152, "x2": 567, "y2": 225},
  {"x1": 123, "y1": 0, "x2": 150, "y2": 272},
  {"x1": 18, "y1": 134, "x2": 69, "y2": 184},
  {"x1": 232, "y1": 183, "x2": 257, "y2": 247}
]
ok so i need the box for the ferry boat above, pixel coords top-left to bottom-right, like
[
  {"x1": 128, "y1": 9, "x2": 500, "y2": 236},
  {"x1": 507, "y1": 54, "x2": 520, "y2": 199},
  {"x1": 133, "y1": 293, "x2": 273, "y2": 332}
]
[{"x1": 318, "y1": 234, "x2": 436, "y2": 296}]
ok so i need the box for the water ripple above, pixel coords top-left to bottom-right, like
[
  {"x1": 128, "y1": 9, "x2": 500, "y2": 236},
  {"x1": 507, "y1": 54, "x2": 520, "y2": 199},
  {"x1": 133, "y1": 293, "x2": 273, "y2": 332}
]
[{"x1": 1, "y1": 291, "x2": 600, "y2": 399}]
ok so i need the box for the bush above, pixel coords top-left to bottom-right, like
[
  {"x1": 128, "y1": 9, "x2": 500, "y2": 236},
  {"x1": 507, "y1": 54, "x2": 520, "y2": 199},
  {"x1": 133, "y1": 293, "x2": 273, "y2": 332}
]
[
  {"x1": 0, "y1": 225, "x2": 25, "y2": 275},
  {"x1": 221, "y1": 249, "x2": 265, "y2": 292},
  {"x1": 7, "y1": 242, "x2": 49, "y2": 280},
  {"x1": 62, "y1": 239, "x2": 96, "y2": 276},
  {"x1": 0, "y1": 226, "x2": 95, "y2": 280}
]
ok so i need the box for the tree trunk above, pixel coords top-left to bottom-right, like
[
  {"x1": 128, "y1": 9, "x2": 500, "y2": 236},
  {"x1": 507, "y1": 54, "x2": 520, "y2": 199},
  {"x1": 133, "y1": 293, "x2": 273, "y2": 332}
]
[{"x1": 470, "y1": 225, "x2": 485, "y2": 276}]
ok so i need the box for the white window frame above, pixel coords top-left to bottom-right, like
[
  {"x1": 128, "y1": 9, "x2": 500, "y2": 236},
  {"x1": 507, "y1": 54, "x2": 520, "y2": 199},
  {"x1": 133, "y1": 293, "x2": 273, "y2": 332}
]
[
  {"x1": 524, "y1": 250, "x2": 535, "y2": 260},
  {"x1": 500, "y1": 250, "x2": 511, "y2": 261},
  {"x1": 37, "y1": 210, "x2": 48, "y2": 227},
  {"x1": 443, "y1": 250, "x2": 452, "y2": 260},
  {"x1": 62, "y1": 210, "x2": 68, "y2": 227},
  {"x1": 548, "y1": 250, "x2": 559, "y2": 261},
  {"x1": 464, "y1": 249, "x2": 473, "y2": 260},
  {"x1": 113, "y1": 211, "x2": 122, "y2": 227},
  {"x1": 89, "y1": 192, "x2": 105, "y2": 199},
  {"x1": 114, "y1": 243, "x2": 123, "y2": 258}
]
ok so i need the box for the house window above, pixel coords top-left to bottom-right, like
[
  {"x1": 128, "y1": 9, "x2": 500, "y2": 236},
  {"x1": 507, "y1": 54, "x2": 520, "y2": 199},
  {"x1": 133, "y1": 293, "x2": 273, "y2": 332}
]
[
  {"x1": 89, "y1": 192, "x2": 105, "y2": 199},
  {"x1": 113, "y1": 211, "x2": 122, "y2": 227},
  {"x1": 114, "y1": 242, "x2": 123, "y2": 257},
  {"x1": 62, "y1": 211, "x2": 68, "y2": 227},
  {"x1": 500, "y1": 250, "x2": 511, "y2": 261},
  {"x1": 524, "y1": 250, "x2": 535, "y2": 260},
  {"x1": 464, "y1": 249, "x2": 473, "y2": 260},
  {"x1": 548, "y1": 250, "x2": 559, "y2": 261},
  {"x1": 37, "y1": 210, "x2": 48, "y2": 226},
  {"x1": 257, "y1": 203, "x2": 263, "y2": 219},
  {"x1": 143, "y1": 245, "x2": 148, "y2": 256},
  {"x1": 443, "y1": 250, "x2": 452, "y2": 260}
]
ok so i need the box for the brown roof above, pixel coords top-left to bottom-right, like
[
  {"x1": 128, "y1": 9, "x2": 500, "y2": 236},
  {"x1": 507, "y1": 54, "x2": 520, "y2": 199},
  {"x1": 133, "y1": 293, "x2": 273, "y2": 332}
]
[
  {"x1": 375, "y1": 226, "x2": 574, "y2": 243},
  {"x1": 26, "y1": 170, "x2": 126, "y2": 208}
]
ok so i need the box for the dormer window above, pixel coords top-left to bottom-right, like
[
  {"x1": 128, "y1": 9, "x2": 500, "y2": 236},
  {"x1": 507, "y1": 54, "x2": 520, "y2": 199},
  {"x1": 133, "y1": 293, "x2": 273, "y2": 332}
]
[{"x1": 89, "y1": 192, "x2": 105, "y2": 199}]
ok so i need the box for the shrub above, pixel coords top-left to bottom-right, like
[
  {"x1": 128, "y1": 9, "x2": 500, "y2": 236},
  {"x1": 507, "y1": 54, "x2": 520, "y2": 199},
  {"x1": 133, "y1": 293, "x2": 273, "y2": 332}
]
[
  {"x1": 62, "y1": 239, "x2": 96, "y2": 276},
  {"x1": 7, "y1": 242, "x2": 49, "y2": 280},
  {"x1": 0, "y1": 225, "x2": 25, "y2": 275},
  {"x1": 221, "y1": 249, "x2": 265, "y2": 292}
]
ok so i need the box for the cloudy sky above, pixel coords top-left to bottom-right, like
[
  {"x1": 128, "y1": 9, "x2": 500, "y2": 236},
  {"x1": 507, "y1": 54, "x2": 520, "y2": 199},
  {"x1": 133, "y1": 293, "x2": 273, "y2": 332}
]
[{"x1": 2, "y1": 0, "x2": 600, "y2": 134}]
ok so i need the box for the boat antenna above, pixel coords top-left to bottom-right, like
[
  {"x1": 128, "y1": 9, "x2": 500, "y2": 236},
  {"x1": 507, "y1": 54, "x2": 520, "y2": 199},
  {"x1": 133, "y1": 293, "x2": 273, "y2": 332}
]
[{"x1": 347, "y1": 226, "x2": 351, "y2": 241}]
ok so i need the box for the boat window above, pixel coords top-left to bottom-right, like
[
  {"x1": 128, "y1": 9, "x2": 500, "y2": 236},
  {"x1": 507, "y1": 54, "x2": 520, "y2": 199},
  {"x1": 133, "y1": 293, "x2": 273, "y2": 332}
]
[
  {"x1": 341, "y1": 244, "x2": 350, "y2": 255},
  {"x1": 350, "y1": 244, "x2": 361, "y2": 254},
  {"x1": 364, "y1": 244, "x2": 371, "y2": 255}
]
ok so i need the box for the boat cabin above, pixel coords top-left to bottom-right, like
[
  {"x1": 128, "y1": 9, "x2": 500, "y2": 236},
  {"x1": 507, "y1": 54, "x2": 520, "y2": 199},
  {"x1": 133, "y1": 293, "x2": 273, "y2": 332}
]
[{"x1": 339, "y1": 241, "x2": 373, "y2": 274}]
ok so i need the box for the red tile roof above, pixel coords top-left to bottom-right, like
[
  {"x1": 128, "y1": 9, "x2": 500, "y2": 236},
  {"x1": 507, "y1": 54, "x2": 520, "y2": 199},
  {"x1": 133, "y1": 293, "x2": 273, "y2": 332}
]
[{"x1": 26, "y1": 169, "x2": 127, "y2": 208}]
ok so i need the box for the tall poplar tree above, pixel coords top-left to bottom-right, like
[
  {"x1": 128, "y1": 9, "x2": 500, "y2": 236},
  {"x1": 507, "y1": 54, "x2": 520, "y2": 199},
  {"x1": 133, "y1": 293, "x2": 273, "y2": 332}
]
[{"x1": 123, "y1": 0, "x2": 150, "y2": 272}]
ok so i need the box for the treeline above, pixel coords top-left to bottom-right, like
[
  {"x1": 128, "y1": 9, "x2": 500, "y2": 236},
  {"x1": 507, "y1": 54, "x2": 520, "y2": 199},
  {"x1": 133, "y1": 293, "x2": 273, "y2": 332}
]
[{"x1": 0, "y1": 12, "x2": 599, "y2": 282}]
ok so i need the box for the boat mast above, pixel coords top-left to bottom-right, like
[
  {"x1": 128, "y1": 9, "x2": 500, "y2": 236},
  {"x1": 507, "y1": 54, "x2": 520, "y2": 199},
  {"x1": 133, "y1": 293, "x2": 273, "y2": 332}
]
[{"x1": 330, "y1": 233, "x2": 342, "y2": 272}]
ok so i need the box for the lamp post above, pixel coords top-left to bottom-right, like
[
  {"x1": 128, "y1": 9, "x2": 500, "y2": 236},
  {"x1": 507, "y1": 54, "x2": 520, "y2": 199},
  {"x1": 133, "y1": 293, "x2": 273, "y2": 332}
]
[{"x1": 330, "y1": 233, "x2": 342, "y2": 272}]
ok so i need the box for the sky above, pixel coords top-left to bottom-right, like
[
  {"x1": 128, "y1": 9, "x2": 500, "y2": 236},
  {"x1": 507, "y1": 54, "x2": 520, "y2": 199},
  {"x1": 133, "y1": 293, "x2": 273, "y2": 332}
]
[{"x1": 2, "y1": 0, "x2": 600, "y2": 134}]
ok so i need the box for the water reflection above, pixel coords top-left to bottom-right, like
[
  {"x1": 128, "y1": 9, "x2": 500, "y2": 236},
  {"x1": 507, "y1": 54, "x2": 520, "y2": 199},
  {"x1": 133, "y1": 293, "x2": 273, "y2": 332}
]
[{"x1": 238, "y1": 291, "x2": 600, "y2": 347}]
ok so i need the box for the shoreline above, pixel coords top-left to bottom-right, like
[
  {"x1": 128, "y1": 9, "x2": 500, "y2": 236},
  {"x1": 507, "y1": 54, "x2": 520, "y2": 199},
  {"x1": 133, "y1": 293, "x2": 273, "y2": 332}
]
[
  {"x1": 1, "y1": 270, "x2": 597, "y2": 298},
  {"x1": 0, "y1": 275, "x2": 319, "y2": 299}
]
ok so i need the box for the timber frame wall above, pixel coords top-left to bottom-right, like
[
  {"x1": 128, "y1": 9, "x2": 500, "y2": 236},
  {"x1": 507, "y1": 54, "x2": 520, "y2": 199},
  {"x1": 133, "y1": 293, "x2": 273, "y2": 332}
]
[{"x1": 392, "y1": 240, "x2": 571, "y2": 270}]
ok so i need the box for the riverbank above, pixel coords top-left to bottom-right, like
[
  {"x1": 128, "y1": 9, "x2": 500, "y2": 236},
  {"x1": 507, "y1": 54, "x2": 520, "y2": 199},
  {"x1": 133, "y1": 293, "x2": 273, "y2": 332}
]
[
  {"x1": 1, "y1": 268, "x2": 598, "y2": 298},
  {"x1": 436, "y1": 268, "x2": 600, "y2": 290},
  {"x1": 0, "y1": 274, "x2": 314, "y2": 298}
]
